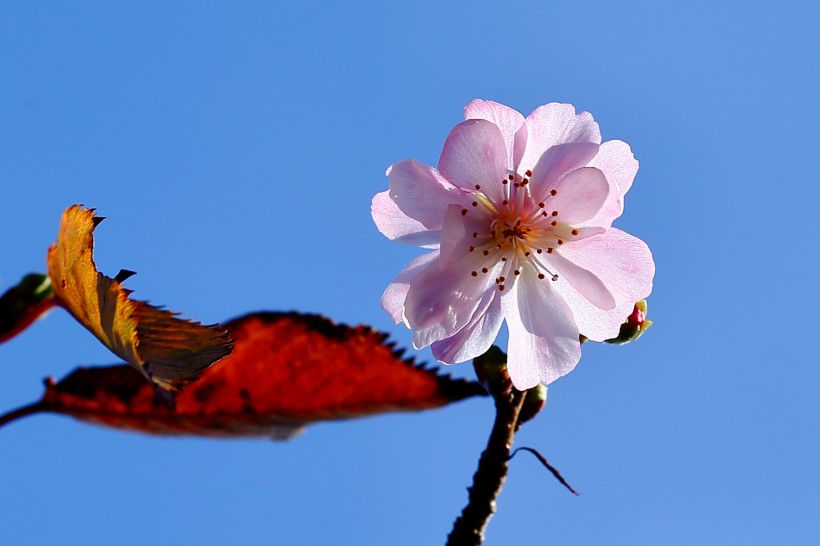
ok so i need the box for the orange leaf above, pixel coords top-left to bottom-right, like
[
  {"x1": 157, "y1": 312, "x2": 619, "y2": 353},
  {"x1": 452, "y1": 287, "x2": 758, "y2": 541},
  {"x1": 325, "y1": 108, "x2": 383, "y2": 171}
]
[
  {"x1": 46, "y1": 205, "x2": 233, "y2": 394},
  {"x1": 0, "y1": 312, "x2": 487, "y2": 439}
]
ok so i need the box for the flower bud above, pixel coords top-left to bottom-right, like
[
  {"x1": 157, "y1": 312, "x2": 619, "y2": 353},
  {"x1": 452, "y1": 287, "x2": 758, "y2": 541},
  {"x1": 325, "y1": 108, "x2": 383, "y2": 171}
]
[
  {"x1": 605, "y1": 300, "x2": 652, "y2": 345},
  {"x1": 517, "y1": 384, "x2": 547, "y2": 426},
  {"x1": 472, "y1": 345, "x2": 512, "y2": 397}
]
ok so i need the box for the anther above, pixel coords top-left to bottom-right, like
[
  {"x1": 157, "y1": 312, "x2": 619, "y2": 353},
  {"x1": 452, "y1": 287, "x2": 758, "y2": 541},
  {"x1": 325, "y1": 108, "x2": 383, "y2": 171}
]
[
  {"x1": 521, "y1": 178, "x2": 529, "y2": 186},
  {"x1": 501, "y1": 257, "x2": 507, "y2": 262},
  {"x1": 538, "y1": 202, "x2": 545, "y2": 208},
  {"x1": 552, "y1": 210, "x2": 558, "y2": 216},
  {"x1": 508, "y1": 174, "x2": 515, "y2": 180},
  {"x1": 472, "y1": 201, "x2": 478, "y2": 207},
  {"x1": 483, "y1": 250, "x2": 490, "y2": 256},
  {"x1": 524, "y1": 251, "x2": 531, "y2": 257},
  {"x1": 499, "y1": 285, "x2": 506, "y2": 291},
  {"x1": 473, "y1": 232, "x2": 478, "y2": 238},
  {"x1": 525, "y1": 170, "x2": 532, "y2": 177},
  {"x1": 499, "y1": 276, "x2": 505, "y2": 282},
  {"x1": 481, "y1": 267, "x2": 488, "y2": 273},
  {"x1": 550, "y1": 189, "x2": 558, "y2": 196},
  {"x1": 536, "y1": 248, "x2": 542, "y2": 254},
  {"x1": 461, "y1": 209, "x2": 468, "y2": 216},
  {"x1": 551, "y1": 274, "x2": 559, "y2": 281},
  {"x1": 547, "y1": 248, "x2": 554, "y2": 254},
  {"x1": 551, "y1": 221, "x2": 557, "y2": 226},
  {"x1": 475, "y1": 184, "x2": 481, "y2": 189},
  {"x1": 471, "y1": 271, "x2": 478, "y2": 277},
  {"x1": 502, "y1": 199, "x2": 509, "y2": 205},
  {"x1": 571, "y1": 229, "x2": 579, "y2": 236},
  {"x1": 514, "y1": 270, "x2": 520, "y2": 276},
  {"x1": 469, "y1": 246, "x2": 475, "y2": 252},
  {"x1": 538, "y1": 273, "x2": 545, "y2": 280},
  {"x1": 557, "y1": 239, "x2": 564, "y2": 245}
]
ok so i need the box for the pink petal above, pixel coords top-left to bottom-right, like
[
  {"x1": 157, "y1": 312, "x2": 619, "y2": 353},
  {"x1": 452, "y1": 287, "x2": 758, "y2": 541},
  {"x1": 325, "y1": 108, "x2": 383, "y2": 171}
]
[
  {"x1": 388, "y1": 159, "x2": 470, "y2": 230},
  {"x1": 439, "y1": 203, "x2": 490, "y2": 270},
  {"x1": 518, "y1": 103, "x2": 601, "y2": 175},
  {"x1": 405, "y1": 255, "x2": 501, "y2": 349},
  {"x1": 556, "y1": 228, "x2": 655, "y2": 309},
  {"x1": 544, "y1": 250, "x2": 617, "y2": 310},
  {"x1": 371, "y1": 191, "x2": 441, "y2": 248},
  {"x1": 464, "y1": 99, "x2": 528, "y2": 171},
  {"x1": 431, "y1": 291, "x2": 503, "y2": 364},
  {"x1": 560, "y1": 285, "x2": 637, "y2": 341},
  {"x1": 588, "y1": 140, "x2": 638, "y2": 198},
  {"x1": 438, "y1": 119, "x2": 510, "y2": 204},
  {"x1": 547, "y1": 167, "x2": 613, "y2": 225},
  {"x1": 380, "y1": 251, "x2": 439, "y2": 324},
  {"x1": 501, "y1": 274, "x2": 581, "y2": 389},
  {"x1": 584, "y1": 140, "x2": 639, "y2": 227},
  {"x1": 529, "y1": 142, "x2": 600, "y2": 203}
]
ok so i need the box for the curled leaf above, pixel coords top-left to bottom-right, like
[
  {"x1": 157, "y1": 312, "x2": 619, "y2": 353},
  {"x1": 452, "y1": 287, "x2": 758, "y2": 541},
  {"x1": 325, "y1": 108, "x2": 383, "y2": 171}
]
[
  {"x1": 0, "y1": 273, "x2": 56, "y2": 344},
  {"x1": 46, "y1": 205, "x2": 233, "y2": 394},
  {"x1": 0, "y1": 312, "x2": 487, "y2": 439}
]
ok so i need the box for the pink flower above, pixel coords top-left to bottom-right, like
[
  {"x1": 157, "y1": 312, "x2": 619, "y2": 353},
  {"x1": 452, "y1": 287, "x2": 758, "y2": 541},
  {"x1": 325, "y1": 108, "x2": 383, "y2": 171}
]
[{"x1": 372, "y1": 100, "x2": 655, "y2": 389}]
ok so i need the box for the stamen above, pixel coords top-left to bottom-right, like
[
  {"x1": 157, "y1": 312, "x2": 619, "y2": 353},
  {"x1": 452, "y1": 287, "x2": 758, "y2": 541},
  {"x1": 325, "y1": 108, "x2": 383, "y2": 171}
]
[
  {"x1": 571, "y1": 229, "x2": 579, "y2": 236},
  {"x1": 475, "y1": 184, "x2": 481, "y2": 189},
  {"x1": 471, "y1": 271, "x2": 478, "y2": 277},
  {"x1": 481, "y1": 267, "x2": 488, "y2": 273},
  {"x1": 557, "y1": 239, "x2": 564, "y2": 245},
  {"x1": 551, "y1": 211, "x2": 558, "y2": 216},
  {"x1": 472, "y1": 201, "x2": 478, "y2": 207},
  {"x1": 525, "y1": 170, "x2": 533, "y2": 177},
  {"x1": 550, "y1": 189, "x2": 557, "y2": 196}
]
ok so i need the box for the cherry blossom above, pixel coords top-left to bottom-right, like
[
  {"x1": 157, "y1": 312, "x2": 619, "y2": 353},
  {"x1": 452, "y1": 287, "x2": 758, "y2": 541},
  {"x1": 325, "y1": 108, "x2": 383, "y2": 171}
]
[{"x1": 372, "y1": 100, "x2": 654, "y2": 389}]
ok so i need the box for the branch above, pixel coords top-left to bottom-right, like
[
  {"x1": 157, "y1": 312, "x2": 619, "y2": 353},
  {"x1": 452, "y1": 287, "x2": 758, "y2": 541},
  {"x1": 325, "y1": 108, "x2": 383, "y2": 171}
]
[{"x1": 446, "y1": 388, "x2": 525, "y2": 546}]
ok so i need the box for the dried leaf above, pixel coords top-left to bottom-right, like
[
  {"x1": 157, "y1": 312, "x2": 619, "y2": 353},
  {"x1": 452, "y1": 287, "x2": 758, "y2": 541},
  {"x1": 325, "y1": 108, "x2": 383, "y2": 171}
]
[
  {"x1": 46, "y1": 205, "x2": 233, "y2": 394},
  {"x1": 0, "y1": 312, "x2": 487, "y2": 439}
]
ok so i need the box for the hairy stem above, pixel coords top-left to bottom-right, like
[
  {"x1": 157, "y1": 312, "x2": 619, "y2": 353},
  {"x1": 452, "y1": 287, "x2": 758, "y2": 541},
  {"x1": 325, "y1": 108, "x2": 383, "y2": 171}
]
[{"x1": 446, "y1": 388, "x2": 525, "y2": 546}]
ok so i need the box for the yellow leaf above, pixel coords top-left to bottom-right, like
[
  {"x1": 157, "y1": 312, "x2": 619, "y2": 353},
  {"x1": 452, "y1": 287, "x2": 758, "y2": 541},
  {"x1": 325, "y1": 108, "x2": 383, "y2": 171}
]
[{"x1": 46, "y1": 205, "x2": 233, "y2": 394}]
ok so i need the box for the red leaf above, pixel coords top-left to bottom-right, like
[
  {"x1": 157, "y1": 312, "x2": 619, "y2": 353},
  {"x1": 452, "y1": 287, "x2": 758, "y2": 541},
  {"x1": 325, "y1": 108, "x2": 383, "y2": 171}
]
[{"x1": 1, "y1": 312, "x2": 486, "y2": 439}]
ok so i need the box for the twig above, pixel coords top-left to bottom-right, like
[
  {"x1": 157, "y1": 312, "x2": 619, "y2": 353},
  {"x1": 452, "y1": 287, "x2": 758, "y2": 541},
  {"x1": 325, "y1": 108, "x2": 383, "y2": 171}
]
[{"x1": 446, "y1": 388, "x2": 525, "y2": 546}]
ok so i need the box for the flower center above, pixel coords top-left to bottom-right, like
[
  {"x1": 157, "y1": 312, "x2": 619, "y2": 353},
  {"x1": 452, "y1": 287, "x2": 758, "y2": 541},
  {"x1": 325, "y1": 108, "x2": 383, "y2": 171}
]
[{"x1": 462, "y1": 169, "x2": 582, "y2": 292}]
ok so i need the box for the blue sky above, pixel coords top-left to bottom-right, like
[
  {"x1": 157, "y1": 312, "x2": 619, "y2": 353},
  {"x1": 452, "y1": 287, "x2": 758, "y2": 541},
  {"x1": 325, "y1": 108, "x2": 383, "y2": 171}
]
[{"x1": 1, "y1": 1, "x2": 819, "y2": 544}]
